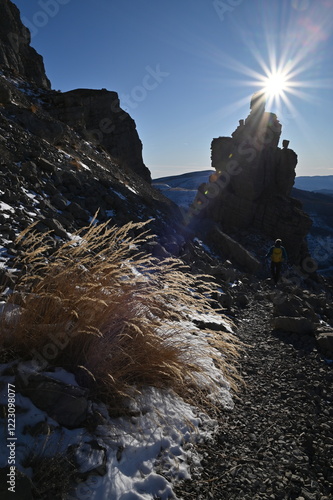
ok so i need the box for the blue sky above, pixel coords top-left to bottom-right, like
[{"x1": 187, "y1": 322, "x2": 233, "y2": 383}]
[{"x1": 14, "y1": 0, "x2": 333, "y2": 178}]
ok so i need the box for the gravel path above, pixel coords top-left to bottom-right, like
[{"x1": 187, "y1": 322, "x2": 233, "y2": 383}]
[{"x1": 174, "y1": 288, "x2": 333, "y2": 500}]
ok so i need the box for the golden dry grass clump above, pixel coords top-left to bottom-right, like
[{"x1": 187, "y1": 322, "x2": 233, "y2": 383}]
[{"x1": 0, "y1": 220, "x2": 240, "y2": 409}]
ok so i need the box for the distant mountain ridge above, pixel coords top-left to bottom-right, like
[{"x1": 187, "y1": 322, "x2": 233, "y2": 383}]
[
  {"x1": 153, "y1": 170, "x2": 214, "y2": 189},
  {"x1": 154, "y1": 171, "x2": 333, "y2": 196},
  {"x1": 294, "y1": 175, "x2": 333, "y2": 195}
]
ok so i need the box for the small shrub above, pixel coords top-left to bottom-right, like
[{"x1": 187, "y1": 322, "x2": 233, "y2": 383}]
[{"x1": 0, "y1": 220, "x2": 241, "y2": 410}]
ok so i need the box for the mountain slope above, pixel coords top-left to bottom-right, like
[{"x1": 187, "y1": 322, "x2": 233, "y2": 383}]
[
  {"x1": 152, "y1": 169, "x2": 213, "y2": 209},
  {"x1": 0, "y1": 71, "x2": 185, "y2": 287}
]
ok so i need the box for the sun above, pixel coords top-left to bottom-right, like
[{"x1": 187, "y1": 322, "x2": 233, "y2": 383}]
[{"x1": 263, "y1": 70, "x2": 289, "y2": 97}]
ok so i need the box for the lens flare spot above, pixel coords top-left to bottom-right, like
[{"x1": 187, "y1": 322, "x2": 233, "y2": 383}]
[{"x1": 263, "y1": 71, "x2": 289, "y2": 97}]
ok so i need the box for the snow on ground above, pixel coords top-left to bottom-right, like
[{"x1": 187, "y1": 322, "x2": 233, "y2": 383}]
[
  {"x1": 0, "y1": 201, "x2": 15, "y2": 215},
  {"x1": 0, "y1": 309, "x2": 234, "y2": 499},
  {"x1": 0, "y1": 355, "x2": 230, "y2": 499},
  {"x1": 87, "y1": 388, "x2": 217, "y2": 500},
  {"x1": 0, "y1": 161, "x2": 236, "y2": 497}
]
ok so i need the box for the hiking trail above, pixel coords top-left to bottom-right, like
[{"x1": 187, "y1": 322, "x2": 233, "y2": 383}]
[{"x1": 174, "y1": 286, "x2": 333, "y2": 500}]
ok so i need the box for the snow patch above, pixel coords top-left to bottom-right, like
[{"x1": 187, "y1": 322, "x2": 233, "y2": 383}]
[{"x1": 0, "y1": 201, "x2": 14, "y2": 213}]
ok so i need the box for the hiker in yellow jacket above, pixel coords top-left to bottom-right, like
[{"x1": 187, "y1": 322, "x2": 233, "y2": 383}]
[{"x1": 265, "y1": 239, "x2": 288, "y2": 284}]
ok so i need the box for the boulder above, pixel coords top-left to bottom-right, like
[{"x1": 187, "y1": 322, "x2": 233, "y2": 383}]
[
  {"x1": 216, "y1": 290, "x2": 233, "y2": 309},
  {"x1": 315, "y1": 328, "x2": 333, "y2": 359},
  {"x1": 272, "y1": 316, "x2": 315, "y2": 335},
  {"x1": 206, "y1": 225, "x2": 260, "y2": 274},
  {"x1": 0, "y1": 77, "x2": 12, "y2": 104},
  {"x1": 50, "y1": 193, "x2": 69, "y2": 211},
  {"x1": 37, "y1": 157, "x2": 57, "y2": 174},
  {"x1": 273, "y1": 295, "x2": 318, "y2": 323},
  {"x1": 232, "y1": 291, "x2": 249, "y2": 309},
  {"x1": 38, "y1": 217, "x2": 69, "y2": 240},
  {"x1": 16, "y1": 371, "x2": 89, "y2": 428}
]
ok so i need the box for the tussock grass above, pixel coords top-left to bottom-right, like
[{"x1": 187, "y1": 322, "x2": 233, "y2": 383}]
[{"x1": 0, "y1": 220, "x2": 241, "y2": 410}]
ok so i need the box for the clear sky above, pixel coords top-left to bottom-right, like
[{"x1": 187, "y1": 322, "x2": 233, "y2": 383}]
[{"x1": 14, "y1": 0, "x2": 333, "y2": 179}]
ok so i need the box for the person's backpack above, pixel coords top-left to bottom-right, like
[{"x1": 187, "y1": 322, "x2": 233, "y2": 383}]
[{"x1": 271, "y1": 247, "x2": 283, "y2": 263}]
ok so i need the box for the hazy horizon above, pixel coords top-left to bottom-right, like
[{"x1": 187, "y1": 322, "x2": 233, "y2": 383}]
[{"x1": 152, "y1": 168, "x2": 333, "y2": 181}]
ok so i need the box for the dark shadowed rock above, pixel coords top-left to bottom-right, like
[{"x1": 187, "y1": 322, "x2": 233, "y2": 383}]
[
  {"x1": 0, "y1": 0, "x2": 50, "y2": 89},
  {"x1": 272, "y1": 316, "x2": 315, "y2": 335},
  {"x1": 206, "y1": 224, "x2": 260, "y2": 274},
  {"x1": 190, "y1": 92, "x2": 312, "y2": 263},
  {"x1": 273, "y1": 294, "x2": 318, "y2": 323},
  {"x1": 0, "y1": 77, "x2": 12, "y2": 104},
  {"x1": 38, "y1": 217, "x2": 68, "y2": 239},
  {"x1": 48, "y1": 89, "x2": 151, "y2": 182},
  {"x1": 71, "y1": 440, "x2": 107, "y2": 476},
  {"x1": 16, "y1": 370, "x2": 89, "y2": 428},
  {"x1": 316, "y1": 327, "x2": 333, "y2": 359}
]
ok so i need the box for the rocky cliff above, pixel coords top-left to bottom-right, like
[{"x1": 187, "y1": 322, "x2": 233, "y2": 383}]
[
  {"x1": 0, "y1": 70, "x2": 183, "y2": 285},
  {"x1": 47, "y1": 88, "x2": 151, "y2": 182},
  {"x1": 0, "y1": 0, "x2": 150, "y2": 182},
  {"x1": 0, "y1": 0, "x2": 50, "y2": 89},
  {"x1": 0, "y1": 1, "x2": 186, "y2": 289},
  {"x1": 190, "y1": 91, "x2": 312, "y2": 263}
]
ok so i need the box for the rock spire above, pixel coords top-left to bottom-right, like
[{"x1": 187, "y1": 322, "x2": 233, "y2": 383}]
[{"x1": 191, "y1": 92, "x2": 312, "y2": 262}]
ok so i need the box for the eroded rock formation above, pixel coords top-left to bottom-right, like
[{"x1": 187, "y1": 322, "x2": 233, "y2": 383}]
[{"x1": 192, "y1": 92, "x2": 312, "y2": 262}]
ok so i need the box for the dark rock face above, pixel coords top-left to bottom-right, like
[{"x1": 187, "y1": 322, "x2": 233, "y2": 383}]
[
  {"x1": 16, "y1": 370, "x2": 89, "y2": 428},
  {"x1": 192, "y1": 92, "x2": 312, "y2": 262},
  {"x1": 0, "y1": 5, "x2": 178, "y2": 273},
  {"x1": 48, "y1": 89, "x2": 151, "y2": 182},
  {"x1": 0, "y1": 69, "x2": 183, "y2": 289},
  {"x1": 0, "y1": 0, "x2": 50, "y2": 89},
  {"x1": 0, "y1": 1, "x2": 150, "y2": 182}
]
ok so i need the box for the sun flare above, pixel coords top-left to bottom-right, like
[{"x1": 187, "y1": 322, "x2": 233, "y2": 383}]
[{"x1": 263, "y1": 71, "x2": 289, "y2": 97}]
